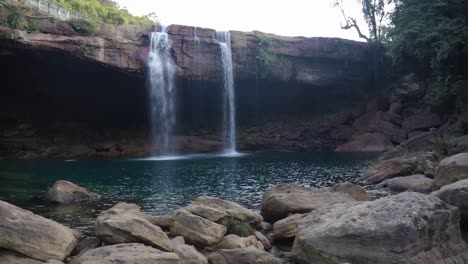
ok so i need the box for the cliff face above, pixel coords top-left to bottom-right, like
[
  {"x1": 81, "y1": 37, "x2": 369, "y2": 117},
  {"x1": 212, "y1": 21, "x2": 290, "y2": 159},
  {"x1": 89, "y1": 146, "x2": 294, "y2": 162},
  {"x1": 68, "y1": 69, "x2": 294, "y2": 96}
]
[{"x1": 0, "y1": 14, "x2": 375, "y2": 158}]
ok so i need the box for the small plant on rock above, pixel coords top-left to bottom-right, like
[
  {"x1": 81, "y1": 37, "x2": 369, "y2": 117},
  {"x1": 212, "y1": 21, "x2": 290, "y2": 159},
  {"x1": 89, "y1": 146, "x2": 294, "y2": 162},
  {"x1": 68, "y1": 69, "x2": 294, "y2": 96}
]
[{"x1": 225, "y1": 216, "x2": 251, "y2": 237}]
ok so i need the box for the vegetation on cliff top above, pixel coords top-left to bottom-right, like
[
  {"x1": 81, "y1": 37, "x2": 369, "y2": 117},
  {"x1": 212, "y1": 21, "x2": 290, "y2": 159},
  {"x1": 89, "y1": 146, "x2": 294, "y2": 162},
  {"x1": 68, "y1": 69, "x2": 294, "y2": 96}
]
[
  {"x1": 337, "y1": 0, "x2": 468, "y2": 112},
  {"x1": 54, "y1": 0, "x2": 156, "y2": 25}
]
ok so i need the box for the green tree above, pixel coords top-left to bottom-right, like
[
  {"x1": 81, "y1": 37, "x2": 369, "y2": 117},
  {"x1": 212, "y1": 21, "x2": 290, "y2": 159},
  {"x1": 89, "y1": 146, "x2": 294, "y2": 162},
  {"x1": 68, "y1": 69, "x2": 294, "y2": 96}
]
[{"x1": 387, "y1": 0, "x2": 468, "y2": 107}]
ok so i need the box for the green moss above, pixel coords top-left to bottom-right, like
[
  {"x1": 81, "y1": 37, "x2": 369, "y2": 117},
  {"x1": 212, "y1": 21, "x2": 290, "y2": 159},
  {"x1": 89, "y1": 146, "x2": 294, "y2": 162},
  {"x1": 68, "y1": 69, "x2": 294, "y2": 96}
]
[
  {"x1": 0, "y1": 233, "x2": 7, "y2": 247},
  {"x1": 225, "y1": 217, "x2": 251, "y2": 237},
  {"x1": 255, "y1": 35, "x2": 277, "y2": 79},
  {"x1": 5, "y1": 11, "x2": 26, "y2": 29}
]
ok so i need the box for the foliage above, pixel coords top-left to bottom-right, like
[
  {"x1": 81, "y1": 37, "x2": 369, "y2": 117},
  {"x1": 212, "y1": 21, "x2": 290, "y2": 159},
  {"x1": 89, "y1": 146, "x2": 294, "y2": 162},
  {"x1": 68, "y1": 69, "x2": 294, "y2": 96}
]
[
  {"x1": 255, "y1": 34, "x2": 277, "y2": 78},
  {"x1": 225, "y1": 217, "x2": 251, "y2": 237},
  {"x1": 387, "y1": 0, "x2": 468, "y2": 108},
  {"x1": 68, "y1": 18, "x2": 97, "y2": 35},
  {"x1": 5, "y1": 11, "x2": 26, "y2": 29},
  {"x1": 334, "y1": 0, "x2": 393, "y2": 43},
  {"x1": 54, "y1": 0, "x2": 156, "y2": 25}
]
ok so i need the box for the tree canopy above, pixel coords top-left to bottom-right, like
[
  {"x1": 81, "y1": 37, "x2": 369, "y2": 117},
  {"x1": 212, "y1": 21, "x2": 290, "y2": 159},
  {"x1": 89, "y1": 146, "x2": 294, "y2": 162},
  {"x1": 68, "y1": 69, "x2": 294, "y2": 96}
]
[{"x1": 54, "y1": 0, "x2": 157, "y2": 25}]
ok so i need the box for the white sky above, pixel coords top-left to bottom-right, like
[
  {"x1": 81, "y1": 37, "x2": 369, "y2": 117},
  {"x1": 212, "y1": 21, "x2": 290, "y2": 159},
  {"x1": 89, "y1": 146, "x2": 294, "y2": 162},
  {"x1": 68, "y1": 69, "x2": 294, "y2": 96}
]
[{"x1": 114, "y1": 0, "x2": 367, "y2": 41}]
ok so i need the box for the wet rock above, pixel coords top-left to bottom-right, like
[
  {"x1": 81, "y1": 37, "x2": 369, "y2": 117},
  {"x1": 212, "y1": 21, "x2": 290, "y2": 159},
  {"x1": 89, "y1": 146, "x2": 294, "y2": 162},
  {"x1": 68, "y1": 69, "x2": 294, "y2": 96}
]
[
  {"x1": 352, "y1": 111, "x2": 384, "y2": 133},
  {"x1": 378, "y1": 120, "x2": 406, "y2": 143},
  {"x1": 330, "y1": 182, "x2": 370, "y2": 201},
  {"x1": 273, "y1": 213, "x2": 307, "y2": 240},
  {"x1": 292, "y1": 192, "x2": 468, "y2": 264},
  {"x1": 95, "y1": 203, "x2": 173, "y2": 251},
  {"x1": 402, "y1": 112, "x2": 442, "y2": 133},
  {"x1": 170, "y1": 209, "x2": 227, "y2": 247},
  {"x1": 68, "y1": 243, "x2": 180, "y2": 264},
  {"x1": 208, "y1": 248, "x2": 281, "y2": 264},
  {"x1": 261, "y1": 184, "x2": 353, "y2": 222},
  {"x1": 379, "y1": 174, "x2": 433, "y2": 193},
  {"x1": 0, "y1": 201, "x2": 77, "y2": 261},
  {"x1": 335, "y1": 133, "x2": 394, "y2": 152},
  {"x1": 190, "y1": 196, "x2": 263, "y2": 225},
  {"x1": 72, "y1": 237, "x2": 101, "y2": 256},
  {"x1": 362, "y1": 151, "x2": 439, "y2": 183},
  {"x1": 433, "y1": 179, "x2": 468, "y2": 224},
  {"x1": 0, "y1": 249, "x2": 43, "y2": 264},
  {"x1": 43, "y1": 180, "x2": 100, "y2": 203},
  {"x1": 433, "y1": 153, "x2": 468, "y2": 189}
]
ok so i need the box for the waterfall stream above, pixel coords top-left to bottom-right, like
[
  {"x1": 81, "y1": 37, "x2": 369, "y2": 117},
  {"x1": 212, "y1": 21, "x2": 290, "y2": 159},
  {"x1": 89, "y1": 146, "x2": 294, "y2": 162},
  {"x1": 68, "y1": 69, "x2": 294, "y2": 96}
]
[
  {"x1": 216, "y1": 31, "x2": 237, "y2": 154},
  {"x1": 147, "y1": 26, "x2": 177, "y2": 155}
]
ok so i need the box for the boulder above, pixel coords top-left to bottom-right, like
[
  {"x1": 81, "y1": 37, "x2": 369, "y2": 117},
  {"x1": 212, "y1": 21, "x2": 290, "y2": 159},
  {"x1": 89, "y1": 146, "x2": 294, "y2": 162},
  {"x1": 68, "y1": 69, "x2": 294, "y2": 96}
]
[
  {"x1": 402, "y1": 112, "x2": 442, "y2": 133},
  {"x1": 253, "y1": 231, "x2": 271, "y2": 251},
  {"x1": 72, "y1": 237, "x2": 101, "y2": 256},
  {"x1": 380, "y1": 131, "x2": 445, "y2": 159},
  {"x1": 382, "y1": 111, "x2": 403, "y2": 125},
  {"x1": 352, "y1": 111, "x2": 384, "y2": 133},
  {"x1": 432, "y1": 179, "x2": 468, "y2": 224},
  {"x1": 94, "y1": 203, "x2": 173, "y2": 252},
  {"x1": 68, "y1": 243, "x2": 180, "y2": 264},
  {"x1": 0, "y1": 250, "x2": 43, "y2": 264},
  {"x1": 336, "y1": 133, "x2": 393, "y2": 152},
  {"x1": 362, "y1": 151, "x2": 440, "y2": 183},
  {"x1": 388, "y1": 102, "x2": 403, "y2": 115},
  {"x1": 330, "y1": 182, "x2": 370, "y2": 201},
  {"x1": 272, "y1": 213, "x2": 307, "y2": 240},
  {"x1": 292, "y1": 192, "x2": 468, "y2": 264},
  {"x1": 170, "y1": 209, "x2": 227, "y2": 247},
  {"x1": 261, "y1": 184, "x2": 353, "y2": 222},
  {"x1": 256, "y1": 222, "x2": 273, "y2": 232},
  {"x1": 408, "y1": 130, "x2": 428, "y2": 139},
  {"x1": 43, "y1": 180, "x2": 100, "y2": 203},
  {"x1": 378, "y1": 120, "x2": 406, "y2": 143},
  {"x1": 207, "y1": 248, "x2": 281, "y2": 264},
  {"x1": 0, "y1": 201, "x2": 77, "y2": 261},
  {"x1": 171, "y1": 236, "x2": 185, "y2": 247},
  {"x1": 433, "y1": 153, "x2": 468, "y2": 188},
  {"x1": 379, "y1": 174, "x2": 433, "y2": 193},
  {"x1": 173, "y1": 244, "x2": 208, "y2": 264},
  {"x1": 190, "y1": 196, "x2": 263, "y2": 225},
  {"x1": 146, "y1": 214, "x2": 173, "y2": 230},
  {"x1": 215, "y1": 234, "x2": 246, "y2": 250}
]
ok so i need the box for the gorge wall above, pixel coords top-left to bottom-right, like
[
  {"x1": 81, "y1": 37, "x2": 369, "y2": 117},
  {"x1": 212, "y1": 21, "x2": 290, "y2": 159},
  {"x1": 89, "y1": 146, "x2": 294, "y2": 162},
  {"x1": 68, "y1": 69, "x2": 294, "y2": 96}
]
[{"x1": 0, "y1": 13, "x2": 376, "y2": 158}]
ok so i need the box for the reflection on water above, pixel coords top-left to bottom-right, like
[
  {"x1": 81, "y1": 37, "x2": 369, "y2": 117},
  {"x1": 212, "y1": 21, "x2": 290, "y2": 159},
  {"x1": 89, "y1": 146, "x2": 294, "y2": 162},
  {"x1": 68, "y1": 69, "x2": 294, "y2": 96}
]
[{"x1": 0, "y1": 151, "x2": 377, "y2": 234}]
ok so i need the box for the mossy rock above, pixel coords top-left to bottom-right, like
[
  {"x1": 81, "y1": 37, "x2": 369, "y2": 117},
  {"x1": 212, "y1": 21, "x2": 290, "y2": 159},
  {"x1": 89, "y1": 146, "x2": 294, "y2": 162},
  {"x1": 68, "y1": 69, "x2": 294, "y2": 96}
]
[{"x1": 225, "y1": 216, "x2": 251, "y2": 237}]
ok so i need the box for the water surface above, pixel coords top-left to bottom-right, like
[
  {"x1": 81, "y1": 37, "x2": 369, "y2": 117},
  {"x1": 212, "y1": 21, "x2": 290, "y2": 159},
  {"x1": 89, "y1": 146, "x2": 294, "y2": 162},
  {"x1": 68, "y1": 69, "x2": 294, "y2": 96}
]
[{"x1": 0, "y1": 151, "x2": 377, "y2": 234}]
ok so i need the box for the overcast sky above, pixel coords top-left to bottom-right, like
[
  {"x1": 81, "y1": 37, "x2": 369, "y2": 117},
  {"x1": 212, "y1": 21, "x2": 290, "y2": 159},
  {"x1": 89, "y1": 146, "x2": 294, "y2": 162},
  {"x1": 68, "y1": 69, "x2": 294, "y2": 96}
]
[{"x1": 114, "y1": 0, "x2": 367, "y2": 41}]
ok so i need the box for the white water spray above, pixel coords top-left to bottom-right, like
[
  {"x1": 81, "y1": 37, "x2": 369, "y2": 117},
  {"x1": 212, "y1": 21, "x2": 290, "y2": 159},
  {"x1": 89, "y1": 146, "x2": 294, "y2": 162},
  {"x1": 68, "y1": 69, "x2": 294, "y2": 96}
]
[
  {"x1": 216, "y1": 31, "x2": 237, "y2": 154},
  {"x1": 147, "y1": 26, "x2": 177, "y2": 155}
]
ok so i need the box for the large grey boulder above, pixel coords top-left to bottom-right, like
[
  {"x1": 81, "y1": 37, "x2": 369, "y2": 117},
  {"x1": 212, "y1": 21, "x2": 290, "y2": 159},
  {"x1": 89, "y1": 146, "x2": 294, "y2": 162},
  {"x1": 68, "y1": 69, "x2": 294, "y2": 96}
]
[
  {"x1": 69, "y1": 243, "x2": 180, "y2": 264},
  {"x1": 379, "y1": 174, "x2": 433, "y2": 193},
  {"x1": 292, "y1": 192, "x2": 468, "y2": 264},
  {"x1": 207, "y1": 248, "x2": 281, "y2": 264},
  {"x1": 433, "y1": 179, "x2": 468, "y2": 223},
  {"x1": 190, "y1": 196, "x2": 263, "y2": 225},
  {"x1": 261, "y1": 184, "x2": 354, "y2": 222},
  {"x1": 378, "y1": 120, "x2": 406, "y2": 143},
  {"x1": 0, "y1": 201, "x2": 77, "y2": 261},
  {"x1": 0, "y1": 250, "x2": 43, "y2": 264},
  {"x1": 272, "y1": 213, "x2": 307, "y2": 240},
  {"x1": 433, "y1": 153, "x2": 468, "y2": 188},
  {"x1": 362, "y1": 151, "x2": 439, "y2": 183},
  {"x1": 170, "y1": 209, "x2": 226, "y2": 247},
  {"x1": 94, "y1": 203, "x2": 173, "y2": 251},
  {"x1": 43, "y1": 180, "x2": 100, "y2": 203},
  {"x1": 402, "y1": 112, "x2": 441, "y2": 133}
]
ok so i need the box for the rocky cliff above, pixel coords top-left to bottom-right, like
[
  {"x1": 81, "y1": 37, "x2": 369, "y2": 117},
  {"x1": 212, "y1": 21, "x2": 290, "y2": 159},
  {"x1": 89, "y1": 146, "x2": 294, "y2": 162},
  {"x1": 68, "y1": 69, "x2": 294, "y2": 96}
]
[{"x1": 0, "y1": 7, "x2": 376, "y2": 158}]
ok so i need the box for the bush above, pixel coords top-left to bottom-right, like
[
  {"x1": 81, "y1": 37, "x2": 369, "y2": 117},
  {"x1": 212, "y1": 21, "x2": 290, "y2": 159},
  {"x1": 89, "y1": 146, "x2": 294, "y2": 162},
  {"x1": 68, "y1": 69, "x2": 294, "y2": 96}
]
[
  {"x1": 68, "y1": 19, "x2": 97, "y2": 36},
  {"x1": 5, "y1": 11, "x2": 26, "y2": 29},
  {"x1": 225, "y1": 217, "x2": 251, "y2": 237}
]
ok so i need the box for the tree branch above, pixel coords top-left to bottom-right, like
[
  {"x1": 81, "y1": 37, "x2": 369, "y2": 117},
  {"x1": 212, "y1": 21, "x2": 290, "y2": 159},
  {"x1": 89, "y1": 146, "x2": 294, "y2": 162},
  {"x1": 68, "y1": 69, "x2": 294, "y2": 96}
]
[{"x1": 335, "y1": 0, "x2": 370, "y2": 41}]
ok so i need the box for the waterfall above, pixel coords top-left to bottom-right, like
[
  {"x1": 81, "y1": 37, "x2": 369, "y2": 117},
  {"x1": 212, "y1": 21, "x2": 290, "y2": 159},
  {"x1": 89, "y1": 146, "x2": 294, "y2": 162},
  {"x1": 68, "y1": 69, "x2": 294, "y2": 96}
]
[
  {"x1": 216, "y1": 31, "x2": 237, "y2": 154},
  {"x1": 147, "y1": 26, "x2": 177, "y2": 155}
]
